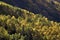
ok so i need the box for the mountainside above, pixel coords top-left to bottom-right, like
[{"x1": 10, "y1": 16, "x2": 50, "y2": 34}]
[
  {"x1": 1, "y1": 0, "x2": 60, "y2": 22},
  {"x1": 0, "y1": 1, "x2": 60, "y2": 40}
]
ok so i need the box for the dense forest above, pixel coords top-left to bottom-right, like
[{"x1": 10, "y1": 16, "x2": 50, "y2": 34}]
[
  {"x1": 1, "y1": 0, "x2": 60, "y2": 22},
  {"x1": 0, "y1": 1, "x2": 60, "y2": 40}
]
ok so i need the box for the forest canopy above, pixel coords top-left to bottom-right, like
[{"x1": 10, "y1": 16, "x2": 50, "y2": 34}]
[{"x1": 0, "y1": 1, "x2": 60, "y2": 40}]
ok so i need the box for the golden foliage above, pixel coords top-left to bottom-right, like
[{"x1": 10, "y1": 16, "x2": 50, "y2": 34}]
[{"x1": 0, "y1": 1, "x2": 60, "y2": 40}]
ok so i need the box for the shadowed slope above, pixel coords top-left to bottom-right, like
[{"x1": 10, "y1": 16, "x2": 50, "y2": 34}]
[
  {"x1": 0, "y1": 1, "x2": 60, "y2": 40},
  {"x1": 1, "y1": 0, "x2": 60, "y2": 22},
  {"x1": 0, "y1": 1, "x2": 35, "y2": 18}
]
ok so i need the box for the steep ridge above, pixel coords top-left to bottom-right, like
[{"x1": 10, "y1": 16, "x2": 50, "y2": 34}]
[
  {"x1": 0, "y1": 1, "x2": 36, "y2": 19},
  {"x1": 0, "y1": 1, "x2": 60, "y2": 40},
  {"x1": 1, "y1": 0, "x2": 60, "y2": 22}
]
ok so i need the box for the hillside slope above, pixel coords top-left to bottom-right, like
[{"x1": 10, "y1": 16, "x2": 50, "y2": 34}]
[
  {"x1": 0, "y1": 1, "x2": 60, "y2": 40},
  {"x1": 2, "y1": 0, "x2": 60, "y2": 22}
]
